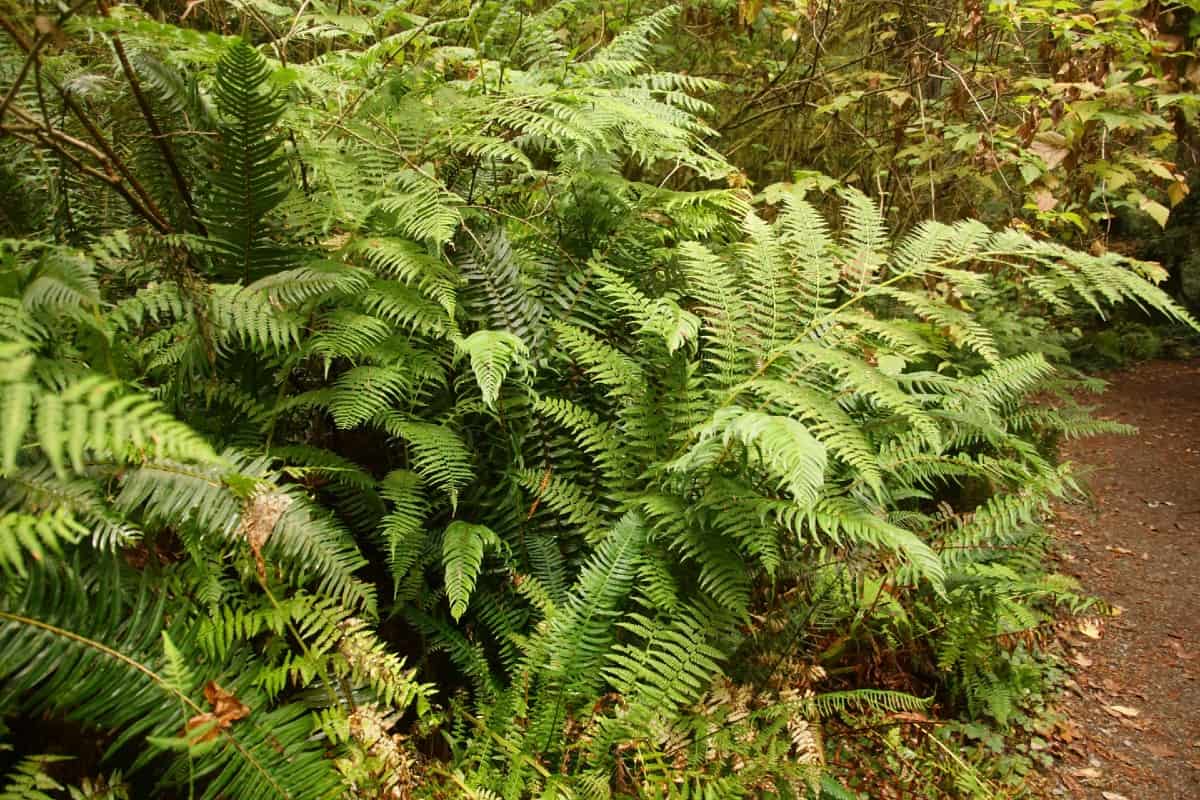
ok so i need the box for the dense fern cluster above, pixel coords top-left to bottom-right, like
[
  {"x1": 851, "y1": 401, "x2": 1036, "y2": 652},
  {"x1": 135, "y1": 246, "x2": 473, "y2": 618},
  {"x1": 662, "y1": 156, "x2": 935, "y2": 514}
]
[{"x1": 0, "y1": 2, "x2": 1194, "y2": 798}]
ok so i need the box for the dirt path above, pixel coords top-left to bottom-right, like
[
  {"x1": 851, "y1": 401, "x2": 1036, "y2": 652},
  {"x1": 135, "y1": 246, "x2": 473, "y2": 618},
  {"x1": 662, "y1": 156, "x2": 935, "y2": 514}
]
[{"x1": 1041, "y1": 360, "x2": 1200, "y2": 800}]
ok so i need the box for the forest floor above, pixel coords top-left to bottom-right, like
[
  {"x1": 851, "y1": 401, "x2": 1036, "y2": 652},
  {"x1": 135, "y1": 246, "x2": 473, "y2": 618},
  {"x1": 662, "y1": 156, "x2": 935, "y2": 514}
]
[{"x1": 1038, "y1": 359, "x2": 1200, "y2": 800}]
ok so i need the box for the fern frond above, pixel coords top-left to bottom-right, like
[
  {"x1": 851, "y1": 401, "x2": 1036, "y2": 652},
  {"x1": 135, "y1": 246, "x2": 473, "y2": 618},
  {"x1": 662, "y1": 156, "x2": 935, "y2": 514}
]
[
  {"x1": 591, "y1": 264, "x2": 699, "y2": 354},
  {"x1": 205, "y1": 40, "x2": 290, "y2": 280},
  {"x1": 456, "y1": 330, "x2": 530, "y2": 409},
  {"x1": 371, "y1": 170, "x2": 463, "y2": 247},
  {"x1": 551, "y1": 322, "x2": 646, "y2": 398},
  {"x1": 0, "y1": 559, "x2": 342, "y2": 799},
  {"x1": 538, "y1": 511, "x2": 646, "y2": 696},
  {"x1": 350, "y1": 236, "x2": 458, "y2": 315},
  {"x1": 376, "y1": 469, "x2": 430, "y2": 590},
  {"x1": 0, "y1": 508, "x2": 86, "y2": 576},
  {"x1": 247, "y1": 261, "x2": 372, "y2": 306},
  {"x1": 377, "y1": 414, "x2": 474, "y2": 508},
  {"x1": 210, "y1": 285, "x2": 301, "y2": 352},
  {"x1": 442, "y1": 521, "x2": 501, "y2": 621},
  {"x1": 605, "y1": 606, "x2": 725, "y2": 712},
  {"x1": 1, "y1": 345, "x2": 218, "y2": 477}
]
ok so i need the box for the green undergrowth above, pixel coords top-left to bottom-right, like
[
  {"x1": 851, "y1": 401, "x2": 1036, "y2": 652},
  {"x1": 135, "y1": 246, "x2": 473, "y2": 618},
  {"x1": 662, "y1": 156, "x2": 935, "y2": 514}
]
[{"x1": 0, "y1": 2, "x2": 1196, "y2": 798}]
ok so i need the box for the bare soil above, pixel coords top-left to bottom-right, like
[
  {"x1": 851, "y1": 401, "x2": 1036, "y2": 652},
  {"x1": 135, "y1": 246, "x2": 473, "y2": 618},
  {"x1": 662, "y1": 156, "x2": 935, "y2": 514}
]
[{"x1": 1040, "y1": 359, "x2": 1200, "y2": 799}]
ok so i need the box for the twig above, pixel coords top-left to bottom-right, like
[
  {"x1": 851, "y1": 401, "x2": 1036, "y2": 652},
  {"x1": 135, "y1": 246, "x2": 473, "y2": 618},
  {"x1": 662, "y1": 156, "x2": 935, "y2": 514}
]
[
  {"x1": 317, "y1": 19, "x2": 433, "y2": 142},
  {"x1": 0, "y1": 0, "x2": 95, "y2": 123},
  {"x1": 3, "y1": 122, "x2": 169, "y2": 232},
  {"x1": 0, "y1": 13, "x2": 171, "y2": 231},
  {"x1": 98, "y1": 0, "x2": 206, "y2": 234},
  {"x1": 719, "y1": 33, "x2": 806, "y2": 132},
  {"x1": 0, "y1": 32, "x2": 45, "y2": 124}
]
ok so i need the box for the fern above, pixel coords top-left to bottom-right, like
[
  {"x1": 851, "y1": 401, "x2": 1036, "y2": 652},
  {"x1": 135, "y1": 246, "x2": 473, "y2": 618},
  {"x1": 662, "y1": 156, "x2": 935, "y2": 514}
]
[
  {"x1": 1, "y1": 342, "x2": 218, "y2": 475},
  {"x1": 442, "y1": 521, "x2": 500, "y2": 621},
  {"x1": 0, "y1": 754, "x2": 68, "y2": 799},
  {"x1": 605, "y1": 606, "x2": 725, "y2": 710},
  {"x1": 204, "y1": 41, "x2": 290, "y2": 281},
  {"x1": 372, "y1": 171, "x2": 464, "y2": 247},
  {"x1": 377, "y1": 415, "x2": 474, "y2": 509},
  {"x1": 3, "y1": 4, "x2": 1197, "y2": 797},
  {"x1": 456, "y1": 330, "x2": 529, "y2": 409},
  {"x1": 539, "y1": 511, "x2": 646, "y2": 695},
  {"x1": 0, "y1": 508, "x2": 86, "y2": 576},
  {"x1": 0, "y1": 560, "x2": 342, "y2": 799}
]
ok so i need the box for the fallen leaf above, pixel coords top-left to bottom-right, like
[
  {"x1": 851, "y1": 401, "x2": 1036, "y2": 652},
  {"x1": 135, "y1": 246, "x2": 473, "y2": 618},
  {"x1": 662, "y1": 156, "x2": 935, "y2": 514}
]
[
  {"x1": 1034, "y1": 188, "x2": 1058, "y2": 211},
  {"x1": 1072, "y1": 767, "x2": 1102, "y2": 779},
  {"x1": 1056, "y1": 719, "x2": 1082, "y2": 743},
  {"x1": 1079, "y1": 620, "x2": 1102, "y2": 639},
  {"x1": 1101, "y1": 792, "x2": 1130, "y2": 800},
  {"x1": 1170, "y1": 641, "x2": 1195, "y2": 661},
  {"x1": 1103, "y1": 705, "x2": 1141, "y2": 719},
  {"x1": 241, "y1": 490, "x2": 291, "y2": 580},
  {"x1": 1072, "y1": 652, "x2": 1094, "y2": 668},
  {"x1": 1145, "y1": 742, "x2": 1177, "y2": 758}
]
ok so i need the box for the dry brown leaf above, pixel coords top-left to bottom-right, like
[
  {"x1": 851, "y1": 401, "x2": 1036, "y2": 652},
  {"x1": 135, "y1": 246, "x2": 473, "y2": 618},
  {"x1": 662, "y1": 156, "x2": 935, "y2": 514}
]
[
  {"x1": 1056, "y1": 719, "x2": 1082, "y2": 743},
  {"x1": 1145, "y1": 742, "x2": 1177, "y2": 758},
  {"x1": 241, "y1": 490, "x2": 292, "y2": 579},
  {"x1": 184, "y1": 681, "x2": 250, "y2": 743},
  {"x1": 1101, "y1": 792, "x2": 1129, "y2": 800},
  {"x1": 1078, "y1": 620, "x2": 1103, "y2": 639},
  {"x1": 206, "y1": 681, "x2": 250, "y2": 723},
  {"x1": 1072, "y1": 767, "x2": 1102, "y2": 780},
  {"x1": 1103, "y1": 704, "x2": 1140, "y2": 719},
  {"x1": 1170, "y1": 640, "x2": 1196, "y2": 661},
  {"x1": 184, "y1": 711, "x2": 218, "y2": 742},
  {"x1": 1034, "y1": 189, "x2": 1058, "y2": 212},
  {"x1": 1030, "y1": 134, "x2": 1070, "y2": 170}
]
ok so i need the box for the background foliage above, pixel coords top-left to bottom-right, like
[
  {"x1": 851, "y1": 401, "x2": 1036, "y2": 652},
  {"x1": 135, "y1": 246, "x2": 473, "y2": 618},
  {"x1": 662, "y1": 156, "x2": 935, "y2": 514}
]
[{"x1": 0, "y1": 1, "x2": 1197, "y2": 798}]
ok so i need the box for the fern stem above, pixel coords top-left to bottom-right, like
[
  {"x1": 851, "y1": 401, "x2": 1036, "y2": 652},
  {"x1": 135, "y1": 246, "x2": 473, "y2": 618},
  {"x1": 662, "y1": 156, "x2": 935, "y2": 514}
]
[{"x1": 256, "y1": 579, "x2": 348, "y2": 712}]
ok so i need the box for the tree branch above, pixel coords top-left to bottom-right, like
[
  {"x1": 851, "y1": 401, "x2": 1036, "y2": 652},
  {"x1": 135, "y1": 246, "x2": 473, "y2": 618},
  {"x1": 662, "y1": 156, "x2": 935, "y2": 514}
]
[
  {"x1": 0, "y1": 10, "x2": 172, "y2": 232},
  {"x1": 101, "y1": 14, "x2": 207, "y2": 233},
  {"x1": 0, "y1": 31, "x2": 45, "y2": 124}
]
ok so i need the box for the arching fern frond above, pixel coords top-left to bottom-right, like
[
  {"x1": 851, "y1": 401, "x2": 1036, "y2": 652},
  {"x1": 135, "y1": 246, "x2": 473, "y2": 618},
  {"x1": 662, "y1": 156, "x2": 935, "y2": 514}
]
[
  {"x1": 442, "y1": 521, "x2": 501, "y2": 622},
  {"x1": 456, "y1": 330, "x2": 530, "y2": 409},
  {"x1": 0, "y1": 559, "x2": 342, "y2": 800},
  {"x1": 1, "y1": 342, "x2": 218, "y2": 477}
]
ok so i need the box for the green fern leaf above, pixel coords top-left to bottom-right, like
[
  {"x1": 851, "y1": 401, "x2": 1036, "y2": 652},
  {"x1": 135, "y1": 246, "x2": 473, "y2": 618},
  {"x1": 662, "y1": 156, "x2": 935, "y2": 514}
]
[
  {"x1": 456, "y1": 330, "x2": 530, "y2": 409},
  {"x1": 442, "y1": 521, "x2": 500, "y2": 621}
]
